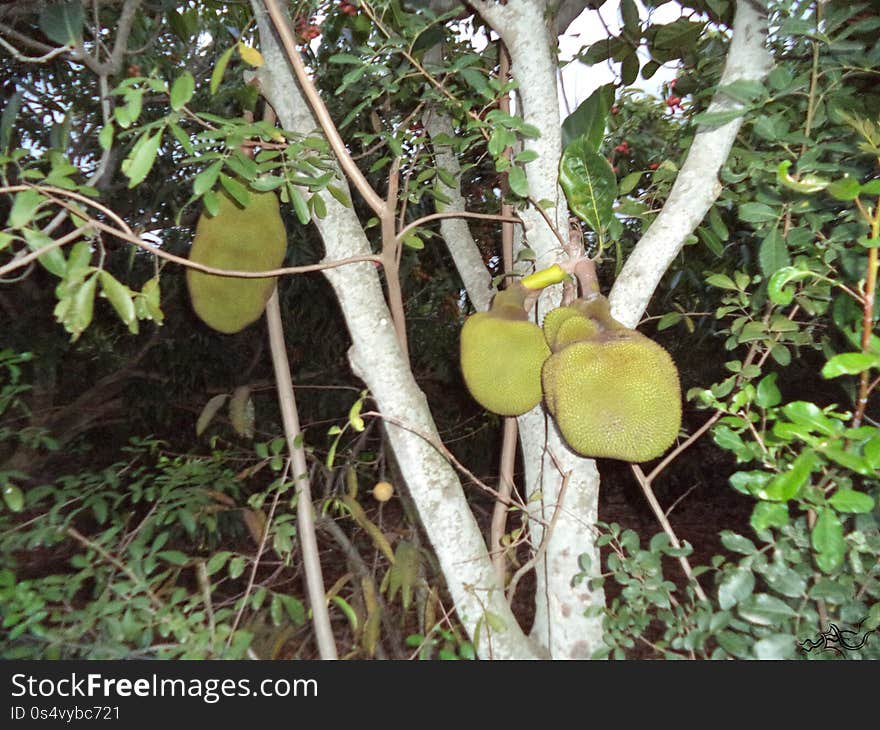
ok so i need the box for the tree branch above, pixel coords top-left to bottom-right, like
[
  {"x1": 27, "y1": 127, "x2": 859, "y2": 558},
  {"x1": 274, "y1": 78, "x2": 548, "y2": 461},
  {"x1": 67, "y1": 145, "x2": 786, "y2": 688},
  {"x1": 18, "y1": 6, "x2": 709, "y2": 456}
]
[
  {"x1": 261, "y1": 0, "x2": 386, "y2": 218},
  {"x1": 265, "y1": 289, "x2": 338, "y2": 660},
  {"x1": 609, "y1": 0, "x2": 772, "y2": 328}
]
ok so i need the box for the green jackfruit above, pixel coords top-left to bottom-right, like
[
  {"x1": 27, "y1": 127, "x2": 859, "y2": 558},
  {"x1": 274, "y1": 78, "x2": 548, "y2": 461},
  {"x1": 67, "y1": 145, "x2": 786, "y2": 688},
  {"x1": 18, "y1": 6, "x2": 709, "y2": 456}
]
[
  {"x1": 542, "y1": 296, "x2": 681, "y2": 462},
  {"x1": 460, "y1": 284, "x2": 550, "y2": 416},
  {"x1": 187, "y1": 190, "x2": 287, "y2": 334}
]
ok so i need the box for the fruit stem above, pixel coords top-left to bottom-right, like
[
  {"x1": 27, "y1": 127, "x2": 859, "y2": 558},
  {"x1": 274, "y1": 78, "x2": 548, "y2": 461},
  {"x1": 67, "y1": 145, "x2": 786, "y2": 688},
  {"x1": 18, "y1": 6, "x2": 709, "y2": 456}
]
[{"x1": 573, "y1": 257, "x2": 600, "y2": 299}]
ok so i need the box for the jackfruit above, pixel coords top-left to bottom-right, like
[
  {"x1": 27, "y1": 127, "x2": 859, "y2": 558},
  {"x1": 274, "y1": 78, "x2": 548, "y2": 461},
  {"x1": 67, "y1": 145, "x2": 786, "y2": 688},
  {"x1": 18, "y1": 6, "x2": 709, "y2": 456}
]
[
  {"x1": 460, "y1": 283, "x2": 550, "y2": 415},
  {"x1": 186, "y1": 190, "x2": 287, "y2": 334},
  {"x1": 542, "y1": 296, "x2": 681, "y2": 462}
]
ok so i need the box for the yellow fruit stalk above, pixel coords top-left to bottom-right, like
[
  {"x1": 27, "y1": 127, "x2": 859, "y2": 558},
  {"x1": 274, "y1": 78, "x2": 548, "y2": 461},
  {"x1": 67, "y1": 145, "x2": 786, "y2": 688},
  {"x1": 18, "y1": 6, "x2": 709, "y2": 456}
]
[
  {"x1": 460, "y1": 283, "x2": 550, "y2": 416},
  {"x1": 542, "y1": 296, "x2": 681, "y2": 462},
  {"x1": 186, "y1": 190, "x2": 287, "y2": 334}
]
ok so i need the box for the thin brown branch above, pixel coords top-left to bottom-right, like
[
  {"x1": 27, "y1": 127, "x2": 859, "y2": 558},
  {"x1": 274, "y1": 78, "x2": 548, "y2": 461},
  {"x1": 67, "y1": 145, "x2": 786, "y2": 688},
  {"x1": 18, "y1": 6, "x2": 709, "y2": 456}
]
[
  {"x1": 0, "y1": 185, "x2": 381, "y2": 279},
  {"x1": 506, "y1": 470, "x2": 571, "y2": 604},
  {"x1": 66, "y1": 526, "x2": 163, "y2": 609},
  {"x1": 630, "y1": 465, "x2": 708, "y2": 603},
  {"x1": 265, "y1": 288, "x2": 337, "y2": 660},
  {"x1": 491, "y1": 417, "x2": 518, "y2": 584},
  {"x1": 646, "y1": 411, "x2": 723, "y2": 484},
  {"x1": 261, "y1": 0, "x2": 386, "y2": 217},
  {"x1": 396, "y1": 211, "x2": 522, "y2": 246}
]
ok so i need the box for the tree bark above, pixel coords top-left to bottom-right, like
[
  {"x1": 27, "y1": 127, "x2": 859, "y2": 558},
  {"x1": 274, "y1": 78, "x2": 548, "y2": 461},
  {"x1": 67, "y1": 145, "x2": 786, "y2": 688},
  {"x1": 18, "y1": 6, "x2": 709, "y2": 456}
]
[{"x1": 252, "y1": 0, "x2": 541, "y2": 660}]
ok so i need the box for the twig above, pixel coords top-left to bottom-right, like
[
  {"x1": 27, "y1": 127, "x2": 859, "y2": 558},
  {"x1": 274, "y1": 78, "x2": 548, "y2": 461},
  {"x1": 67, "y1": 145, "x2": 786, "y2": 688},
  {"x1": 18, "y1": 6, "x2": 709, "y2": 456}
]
[
  {"x1": 646, "y1": 411, "x2": 722, "y2": 484},
  {"x1": 491, "y1": 417, "x2": 518, "y2": 584},
  {"x1": 395, "y1": 211, "x2": 522, "y2": 247},
  {"x1": 227, "y1": 463, "x2": 285, "y2": 646},
  {"x1": 630, "y1": 465, "x2": 708, "y2": 602},
  {"x1": 261, "y1": 0, "x2": 386, "y2": 217},
  {"x1": 66, "y1": 526, "x2": 163, "y2": 609},
  {"x1": 265, "y1": 288, "x2": 338, "y2": 660},
  {"x1": 0, "y1": 184, "x2": 381, "y2": 279},
  {"x1": 360, "y1": 410, "x2": 537, "y2": 519},
  {"x1": 195, "y1": 560, "x2": 216, "y2": 643},
  {"x1": 506, "y1": 470, "x2": 571, "y2": 603}
]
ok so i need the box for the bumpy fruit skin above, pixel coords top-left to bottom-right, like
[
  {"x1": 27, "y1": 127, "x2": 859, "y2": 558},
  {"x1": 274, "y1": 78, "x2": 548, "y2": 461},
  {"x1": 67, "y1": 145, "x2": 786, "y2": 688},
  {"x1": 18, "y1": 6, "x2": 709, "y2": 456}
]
[
  {"x1": 460, "y1": 285, "x2": 550, "y2": 416},
  {"x1": 542, "y1": 297, "x2": 681, "y2": 462},
  {"x1": 187, "y1": 191, "x2": 287, "y2": 334}
]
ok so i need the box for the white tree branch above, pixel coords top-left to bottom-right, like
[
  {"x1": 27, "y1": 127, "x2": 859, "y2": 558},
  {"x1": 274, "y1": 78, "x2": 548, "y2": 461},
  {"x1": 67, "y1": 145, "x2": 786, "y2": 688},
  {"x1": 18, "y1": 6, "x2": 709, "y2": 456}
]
[
  {"x1": 423, "y1": 106, "x2": 494, "y2": 312},
  {"x1": 251, "y1": 0, "x2": 540, "y2": 660},
  {"x1": 471, "y1": 0, "x2": 606, "y2": 659},
  {"x1": 609, "y1": 0, "x2": 772, "y2": 328}
]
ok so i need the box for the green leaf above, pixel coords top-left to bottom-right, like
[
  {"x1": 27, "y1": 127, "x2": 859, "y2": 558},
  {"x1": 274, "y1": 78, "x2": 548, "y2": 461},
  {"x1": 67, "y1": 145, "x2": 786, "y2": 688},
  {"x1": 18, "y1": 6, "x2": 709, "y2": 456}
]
[
  {"x1": 758, "y1": 228, "x2": 790, "y2": 277},
  {"x1": 738, "y1": 594, "x2": 797, "y2": 626},
  {"x1": 618, "y1": 171, "x2": 642, "y2": 196},
  {"x1": 39, "y1": 2, "x2": 84, "y2": 45},
  {"x1": 826, "y1": 176, "x2": 860, "y2": 201},
  {"x1": 755, "y1": 372, "x2": 781, "y2": 408},
  {"x1": 559, "y1": 138, "x2": 617, "y2": 234},
  {"x1": 123, "y1": 130, "x2": 162, "y2": 188},
  {"x1": 210, "y1": 46, "x2": 235, "y2": 95},
  {"x1": 718, "y1": 567, "x2": 755, "y2": 610},
  {"x1": 9, "y1": 189, "x2": 44, "y2": 228},
  {"x1": 620, "y1": 0, "x2": 640, "y2": 33},
  {"x1": 2, "y1": 482, "x2": 24, "y2": 512},
  {"x1": 821, "y1": 352, "x2": 880, "y2": 378},
  {"x1": 621, "y1": 52, "x2": 639, "y2": 86},
  {"x1": 287, "y1": 185, "x2": 312, "y2": 225},
  {"x1": 348, "y1": 397, "x2": 365, "y2": 432},
  {"x1": 23, "y1": 229, "x2": 66, "y2": 278},
  {"x1": 98, "y1": 123, "x2": 114, "y2": 151},
  {"x1": 507, "y1": 166, "x2": 529, "y2": 197},
  {"x1": 705, "y1": 273, "x2": 738, "y2": 290},
  {"x1": 206, "y1": 551, "x2": 231, "y2": 576},
  {"x1": 170, "y1": 72, "x2": 195, "y2": 111},
  {"x1": 782, "y1": 401, "x2": 839, "y2": 435},
  {"x1": 811, "y1": 508, "x2": 845, "y2": 573},
  {"x1": 761, "y1": 562, "x2": 805, "y2": 597},
  {"x1": 54, "y1": 273, "x2": 97, "y2": 340},
  {"x1": 720, "y1": 531, "x2": 756, "y2": 555},
  {"x1": 229, "y1": 385, "x2": 254, "y2": 439},
  {"x1": 193, "y1": 161, "x2": 222, "y2": 196},
  {"x1": 718, "y1": 79, "x2": 766, "y2": 104},
  {"x1": 1, "y1": 89, "x2": 22, "y2": 150},
  {"x1": 219, "y1": 174, "x2": 250, "y2": 207},
  {"x1": 828, "y1": 489, "x2": 874, "y2": 513},
  {"x1": 776, "y1": 160, "x2": 829, "y2": 193},
  {"x1": 757, "y1": 451, "x2": 815, "y2": 502},
  {"x1": 750, "y1": 502, "x2": 789, "y2": 532},
  {"x1": 561, "y1": 84, "x2": 615, "y2": 150},
  {"x1": 767, "y1": 266, "x2": 811, "y2": 306},
  {"x1": 753, "y1": 634, "x2": 795, "y2": 659},
  {"x1": 99, "y1": 271, "x2": 137, "y2": 333},
  {"x1": 158, "y1": 550, "x2": 189, "y2": 566},
  {"x1": 228, "y1": 556, "x2": 246, "y2": 580},
  {"x1": 692, "y1": 109, "x2": 745, "y2": 127},
  {"x1": 738, "y1": 202, "x2": 778, "y2": 224}
]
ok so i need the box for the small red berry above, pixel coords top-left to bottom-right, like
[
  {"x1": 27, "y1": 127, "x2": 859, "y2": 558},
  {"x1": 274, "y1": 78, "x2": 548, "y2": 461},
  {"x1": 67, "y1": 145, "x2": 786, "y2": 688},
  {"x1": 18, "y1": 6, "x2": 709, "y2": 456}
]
[
  {"x1": 611, "y1": 105, "x2": 619, "y2": 114},
  {"x1": 614, "y1": 141, "x2": 630, "y2": 154},
  {"x1": 649, "y1": 162, "x2": 659, "y2": 170}
]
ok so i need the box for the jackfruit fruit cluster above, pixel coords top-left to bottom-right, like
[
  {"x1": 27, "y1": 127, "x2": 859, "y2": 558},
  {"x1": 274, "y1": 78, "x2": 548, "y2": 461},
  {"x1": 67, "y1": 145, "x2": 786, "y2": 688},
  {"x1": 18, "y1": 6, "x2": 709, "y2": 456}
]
[
  {"x1": 187, "y1": 190, "x2": 287, "y2": 334},
  {"x1": 459, "y1": 289, "x2": 681, "y2": 462}
]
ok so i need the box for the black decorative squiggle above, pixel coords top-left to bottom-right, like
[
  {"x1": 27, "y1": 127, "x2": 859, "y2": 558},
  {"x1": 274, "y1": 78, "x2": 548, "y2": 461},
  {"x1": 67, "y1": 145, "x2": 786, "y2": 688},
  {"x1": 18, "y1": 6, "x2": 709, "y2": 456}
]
[{"x1": 799, "y1": 618, "x2": 875, "y2": 657}]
